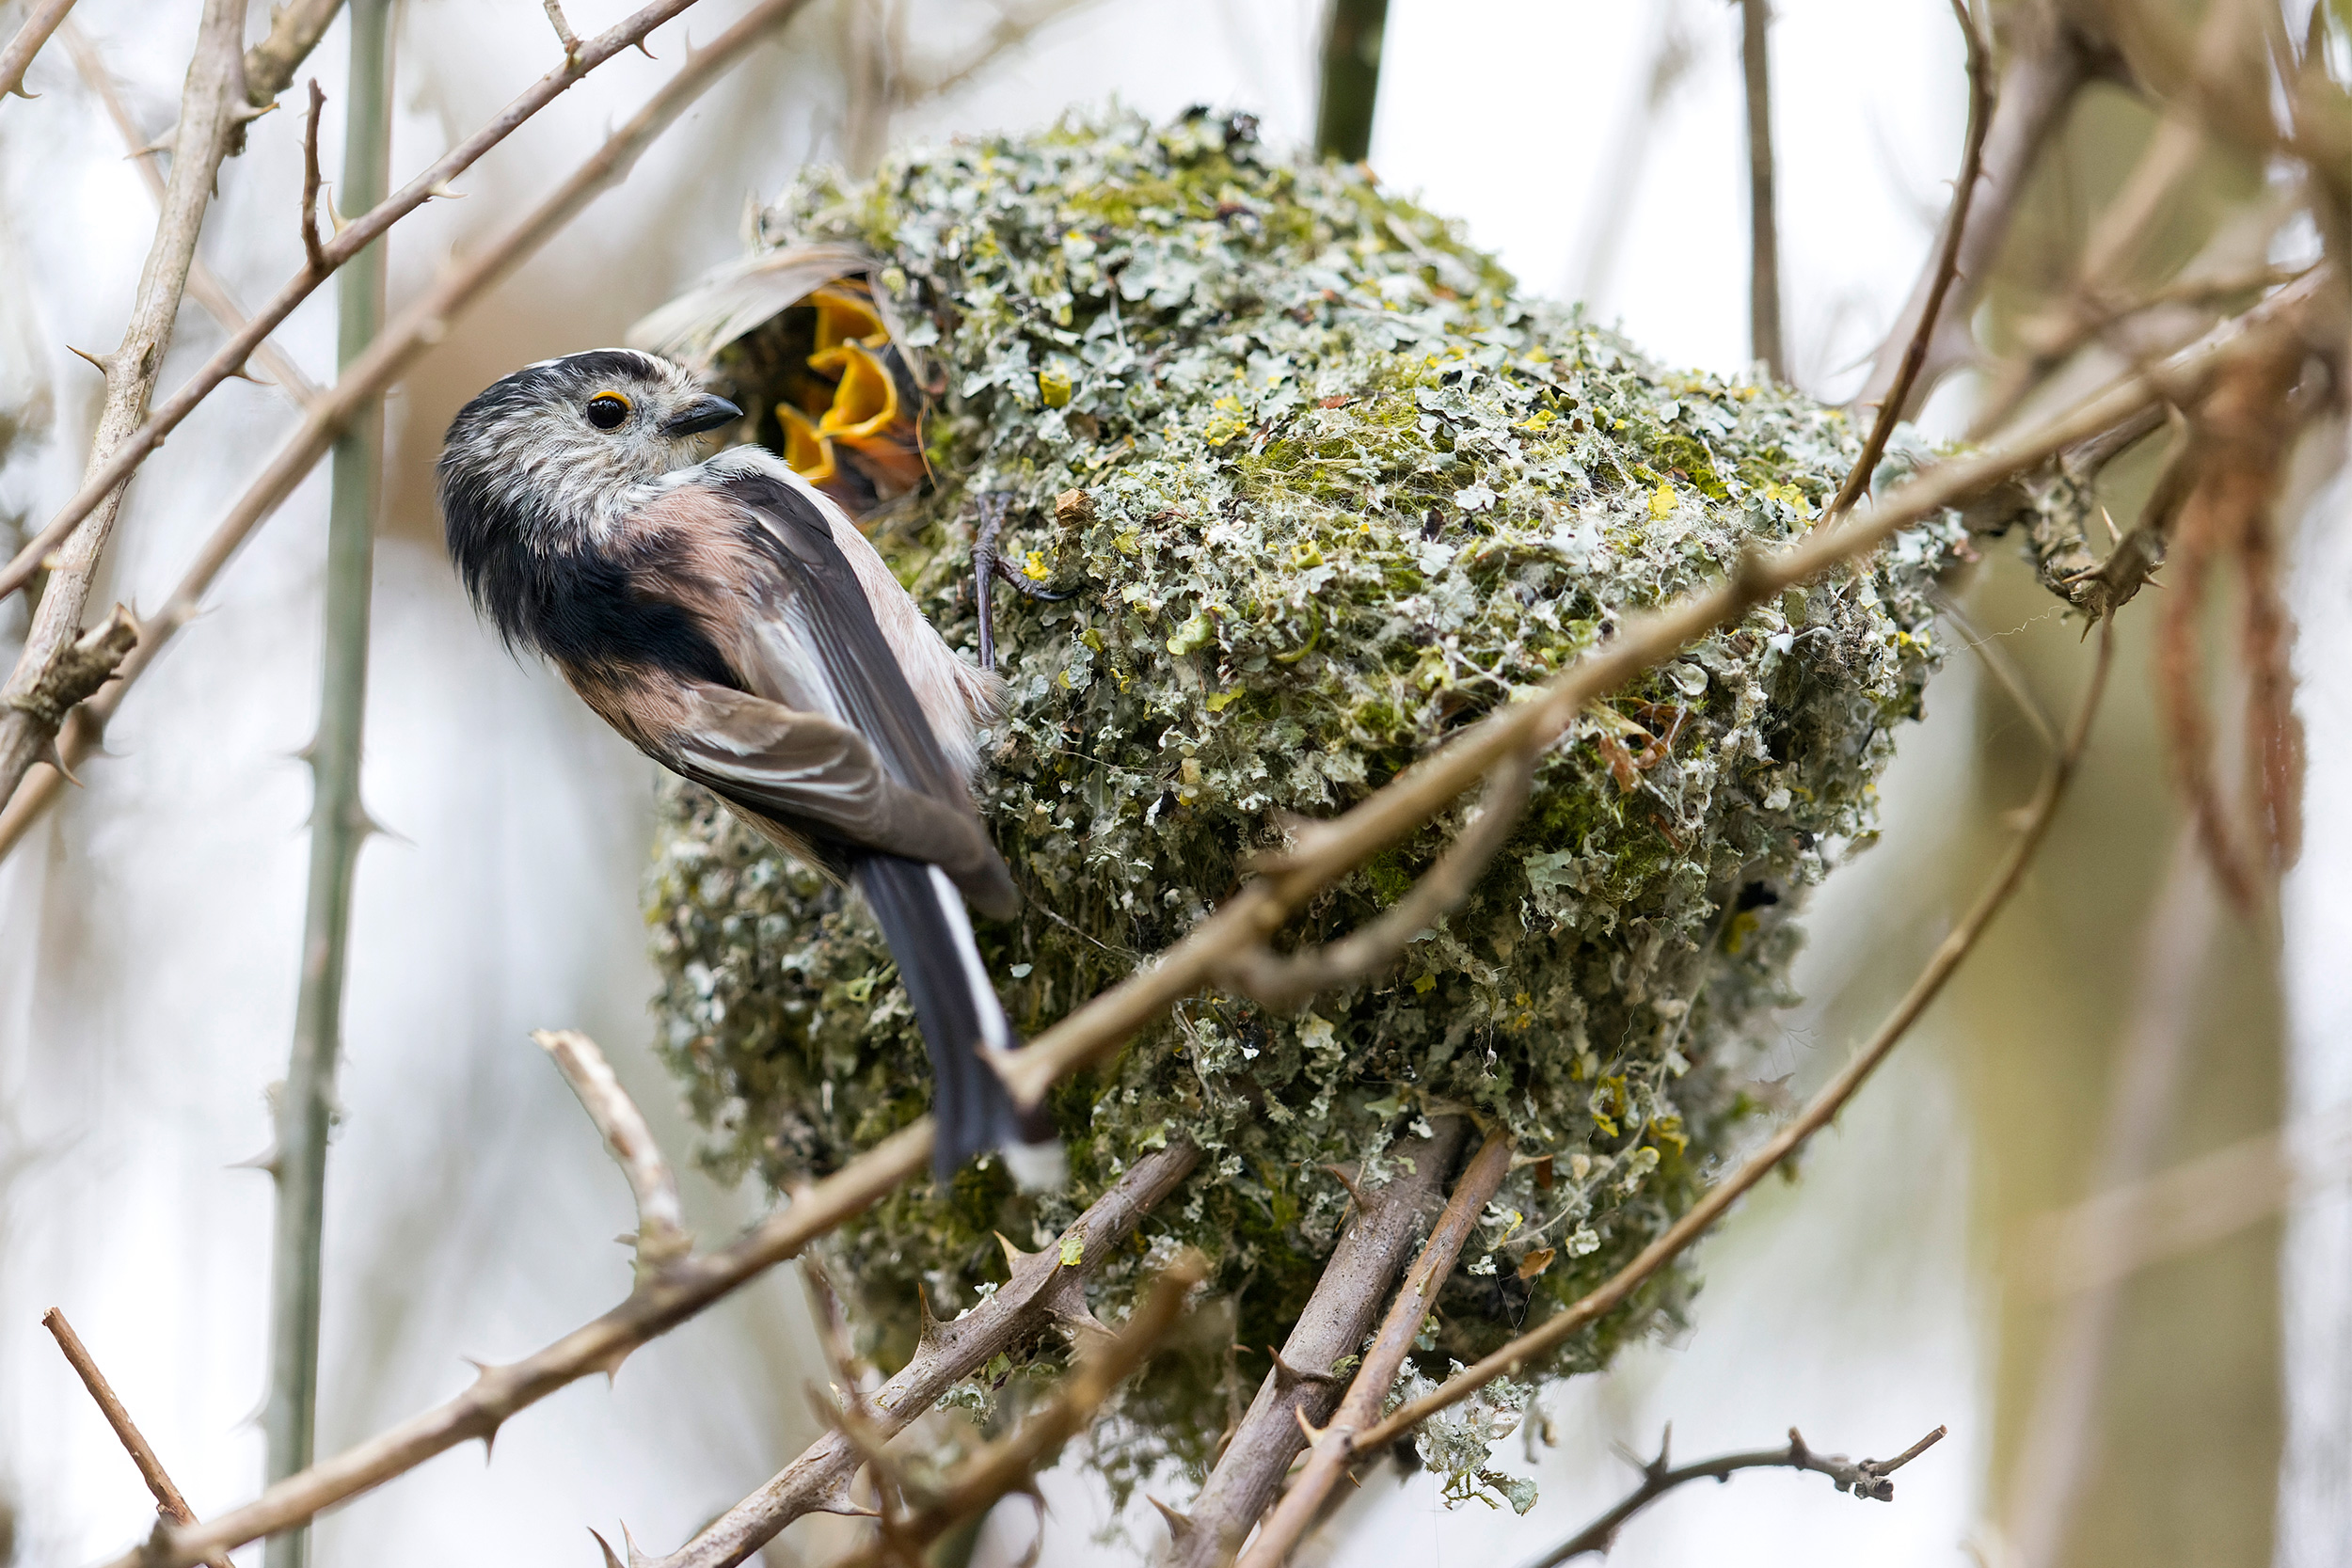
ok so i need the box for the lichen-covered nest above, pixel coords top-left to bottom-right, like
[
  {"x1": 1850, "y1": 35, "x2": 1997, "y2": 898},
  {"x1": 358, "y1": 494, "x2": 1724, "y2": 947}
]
[{"x1": 641, "y1": 110, "x2": 1959, "y2": 1504}]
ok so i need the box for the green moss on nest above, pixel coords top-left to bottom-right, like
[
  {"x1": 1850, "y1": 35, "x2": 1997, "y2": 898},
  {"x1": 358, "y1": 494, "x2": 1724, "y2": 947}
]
[{"x1": 643, "y1": 109, "x2": 1960, "y2": 1506}]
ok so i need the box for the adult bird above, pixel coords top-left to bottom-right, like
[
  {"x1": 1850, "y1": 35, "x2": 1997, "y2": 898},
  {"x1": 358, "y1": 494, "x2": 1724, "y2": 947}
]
[{"x1": 436, "y1": 348, "x2": 1059, "y2": 1184}]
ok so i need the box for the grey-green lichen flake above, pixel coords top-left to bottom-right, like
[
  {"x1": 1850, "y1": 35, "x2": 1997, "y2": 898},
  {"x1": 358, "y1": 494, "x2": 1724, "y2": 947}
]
[{"x1": 644, "y1": 109, "x2": 1961, "y2": 1509}]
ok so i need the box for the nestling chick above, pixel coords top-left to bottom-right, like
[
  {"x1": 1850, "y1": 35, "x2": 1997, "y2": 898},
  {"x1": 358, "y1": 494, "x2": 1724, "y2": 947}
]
[{"x1": 437, "y1": 348, "x2": 1059, "y2": 1185}]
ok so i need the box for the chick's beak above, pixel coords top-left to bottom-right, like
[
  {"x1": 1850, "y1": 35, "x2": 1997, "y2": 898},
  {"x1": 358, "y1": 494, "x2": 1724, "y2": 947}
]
[{"x1": 662, "y1": 393, "x2": 742, "y2": 438}]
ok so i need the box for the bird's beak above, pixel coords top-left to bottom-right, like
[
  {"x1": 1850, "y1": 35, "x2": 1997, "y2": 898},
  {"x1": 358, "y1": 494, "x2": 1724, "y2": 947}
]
[{"x1": 662, "y1": 393, "x2": 743, "y2": 437}]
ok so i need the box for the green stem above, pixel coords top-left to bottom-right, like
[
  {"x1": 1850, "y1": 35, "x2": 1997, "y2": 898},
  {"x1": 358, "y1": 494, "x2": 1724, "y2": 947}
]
[
  {"x1": 1314, "y1": 0, "x2": 1387, "y2": 163},
  {"x1": 263, "y1": 6, "x2": 392, "y2": 1565}
]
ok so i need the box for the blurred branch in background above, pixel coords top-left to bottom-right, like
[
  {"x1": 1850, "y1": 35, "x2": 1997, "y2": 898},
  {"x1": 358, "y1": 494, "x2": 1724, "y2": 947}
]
[
  {"x1": 1737, "y1": 0, "x2": 1784, "y2": 382},
  {"x1": 0, "y1": 0, "x2": 825, "y2": 863},
  {"x1": 0, "y1": 0, "x2": 248, "y2": 838},
  {"x1": 1996, "y1": 830, "x2": 2215, "y2": 1568},
  {"x1": 263, "y1": 8, "x2": 395, "y2": 1564},
  {"x1": 0, "y1": 0, "x2": 723, "y2": 610},
  {"x1": 40, "y1": 1310, "x2": 238, "y2": 1568},
  {"x1": 1520, "y1": 1423, "x2": 1948, "y2": 1567},
  {"x1": 1567, "y1": 0, "x2": 1697, "y2": 313},
  {"x1": 244, "y1": 0, "x2": 347, "y2": 114},
  {"x1": 1314, "y1": 0, "x2": 1386, "y2": 163},
  {"x1": 838, "y1": 0, "x2": 1103, "y2": 174},
  {"x1": 54, "y1": 19, "x2": 323, "y2": 409},
  {"x1": 0, "y1": 0, "x2": 76, "y2": 103}
]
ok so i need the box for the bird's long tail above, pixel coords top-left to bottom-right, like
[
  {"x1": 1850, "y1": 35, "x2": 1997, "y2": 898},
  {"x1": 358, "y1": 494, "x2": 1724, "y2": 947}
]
[{"x1": 852, "y1": 853, "x2": 1062, "y2": 1185}]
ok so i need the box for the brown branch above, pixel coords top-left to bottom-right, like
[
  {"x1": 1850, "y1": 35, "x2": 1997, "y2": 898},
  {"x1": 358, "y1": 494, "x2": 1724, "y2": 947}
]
[
  {"x1": 1165, "y1": 1117, "x2": 1473, "y2": 1568},
  {"x1": 997, "y1": 270, "x2": 2312, "y2": 1124},
  {"x1": 1826, "y1": 0, "x2": 1990, "y2": 518},
  {"x1": 1352, "y1": 618, "x2": 2117, "y2": 1457},
  {"x1": 543, "y1": 0, "x2": 582, "y2": 62},
  {"x1": 56, "y1": 19, "x2": 323, "y2": 409},
  {"x1": 837, "y1": 1251, "x2": 1209, "y2": 1568},
  {"x1": 1855, "y1": 3, "x2": 2128, "y2": 420},
  {"x1": 533, "y1": 1030, "x2": 690, "y2": 1268},
  {"x1": 1211, "y1": 747, "x2": 1535, "y2": 1011},
  {"x1": 243, "y1": 0, "x2": 345, "y2": 111},
  {"x1": 0, "y1": 0, "x2": 823, "y2": 856},
  {"x1": 0, "y1": 0, "x2": 245, "y2": 809},
  {"x1": 0, "y1": 0, "x2": 727, "y2": 606},
  {"x1": 635, "y1": 1140, "x2": 1200, "y2": 1568},
  {"x1": 40, "y1": 1309, "x2": 238, "y2": 1568},
  {"x1": 67, "y1": 245, "x2": 2291, "y2": 1568},
  {"x1": 0, "y1": 0, "x2": 74, "y2": 101},
  {"x1": 1524, "y1": 1423, "x2": 1947, "y2": 1566},
  {"x1": 299, "y1": 78, "x2": 327, "y2": 275},
  {"x1": 1239, "y1": 1130, "x2": 1515, "y2": 1567},
  {"x1": 1738, "y1": 0, "x2": 1783, "y2": 382}
]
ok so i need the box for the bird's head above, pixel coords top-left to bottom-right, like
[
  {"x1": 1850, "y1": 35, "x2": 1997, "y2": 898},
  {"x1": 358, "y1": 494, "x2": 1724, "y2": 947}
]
[{"x1": 438, "y1": 348, "x2": 741, "y2": 551}]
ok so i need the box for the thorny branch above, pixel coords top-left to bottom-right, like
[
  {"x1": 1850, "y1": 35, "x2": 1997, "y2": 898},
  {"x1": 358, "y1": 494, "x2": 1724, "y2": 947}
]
[
  {"x1": 0, "y1": 0, "x2": 245, "y2": 814},
  {"x1": 837, "y1": 1252, "x2": 1209, "y2": 1568},
  {"x1": 91, "y1": 227, "x2": 2233, "y2": 1568},
  {"x1": 632, "y1": 1140, "x2": 1201, "y2": 1568},
  {"x1": 534, "y1": 1031, "x2": 691, "y2": 1268},
  {"x1": 1827, "y1": 0, "x2": 1991, "y2": 520},
  {"x1": 56, "y1": 19, "x2": 323, "y2": 409},
  {"x1": 1348, "y1": 621, "x2": 2117, "y2": 1458},
  {"x1": 244, "y1": 0, "x2": 346, "y2": 112},
  {"x1": 0, "y1": 0, "x2": 724, "y2": 606},
  {"x1": 543, "y1": 0, "x2": 582, "y2": 63},
  {"x1": 1164, "y1": 1118, "x2": 1473, "y2": 1568},
  {"x1": 1522, "y1": 1424, "x2": 1948, "y2": 1566},
  {"x1": 0, "y1": 0, "x2": 822, "y2": 861},
  {"x1": 300, "y1": 79, "x2": 327, "y2": 275},
  {"x1": 0, "y1": 0, "x2": 76, "y2": 102},
  {"x1": 1238, "y1": 1131, "x2": 1516, "y2": 1568},
  {"x1": 40, "y1": 1309, "x2": 238, "y2": 1568},
  {"x1": 994, "y1": 270, "x2": 2307, "y2": 1122}
]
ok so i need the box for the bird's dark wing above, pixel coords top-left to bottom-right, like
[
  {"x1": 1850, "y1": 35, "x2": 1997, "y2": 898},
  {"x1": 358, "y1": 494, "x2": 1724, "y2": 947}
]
[
  {"x1": 709, "y1": 464, "x2": 968, "y2": 806},
  {"x1": 669, "y1": 681, "x2": 1017, "y2": 917}
]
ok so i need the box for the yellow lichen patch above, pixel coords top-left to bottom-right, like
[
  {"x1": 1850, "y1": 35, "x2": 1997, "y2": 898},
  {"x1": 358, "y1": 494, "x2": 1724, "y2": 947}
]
[{"x1": 1038, "y1": 367, "x2": 1073, "y2": 407}]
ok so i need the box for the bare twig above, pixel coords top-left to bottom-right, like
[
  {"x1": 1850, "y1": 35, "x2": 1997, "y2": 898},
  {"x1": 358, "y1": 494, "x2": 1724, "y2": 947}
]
[
  {"x1": 1856, "y1": 4, "x2": 2127, "y2": 418},
  {"x1": 0, "y1": 0, "x2": 76, "y2": 101},
  {"x1": 1351, "y1": 620, "x2": 2116, "y2": 1457},
  {"x1": 0, "y1": 0, "x2": 245, "y2": 809},
  {"x1": 1826, "y1": 0, "x2": 1991, "y2": 519},
  {"x1": 56, "y1": 19, "x2": 322, "y2": 408},
  {"x1": 1313, "y1": 0, "x2": 1387, "y2": 163},
  {"x1": 1166, "y1": 1117, "x2": 1472, "y2": 1568},
  {"x1": 0, "y1": 0, "x2": 726, "y2": 606},
  {"x1": 76, "y1": 260, "x2": 2274, "y2": 1568},
  {"x1": 996, "y1": 275, "x2": 2312, "y2": 1123},
  {"x1": 1929, "y1": 584, "x2": 2058, "y2": 752},
  {"x1": 244, "y1": 0, "x2": 345, "y2": 111},
  {"x1": 299, "y1": 78, "x2": 327, "y2": 274},
  {"x1": 543, "y1": 0, "x2": 582, "y2": 62},
  {"x1": 1738, "y1": 0, "x2": 1783, "y2": 382},
  {"x1": 635, "y1": 1140, "x2": 1200, "y2": 1568},
  {"x1": 534, "y1": 1030, "x2": 690, "y2": 1266},
  {"x1": 0, "y1": 0, "x2": 822, "y2": 857},
  {"x1": 838, "y1": 1251, "x2": 1209, "y2": 1568},
  {"x1": 1998, "y1": 830, "x2": 2213, "y2": 1568},
  {"x1": 1239, "y1": 1130, "x2": 1516, "y2": 1567},
  {"x1": 1522, "y1": 1423, "x2": 1948, "y2": 1566},
  {"x1": 41, "y1": 1309, "x2": 239, "y2": 1568},
  {"x1": 1211, "y1": 747, "x2": 1535, "y2": 1011}
]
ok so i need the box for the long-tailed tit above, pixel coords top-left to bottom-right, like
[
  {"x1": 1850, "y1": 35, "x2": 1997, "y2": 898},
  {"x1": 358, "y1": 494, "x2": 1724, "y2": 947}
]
[{"x1": 437, "y1": 348, "x2": 1060, "y2": 1185}]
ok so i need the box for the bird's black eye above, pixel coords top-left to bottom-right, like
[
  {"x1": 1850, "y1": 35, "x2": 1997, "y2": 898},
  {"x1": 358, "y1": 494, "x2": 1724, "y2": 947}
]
[{"x1": 584, "y1": 392, "x2": 631, "y2": 430}]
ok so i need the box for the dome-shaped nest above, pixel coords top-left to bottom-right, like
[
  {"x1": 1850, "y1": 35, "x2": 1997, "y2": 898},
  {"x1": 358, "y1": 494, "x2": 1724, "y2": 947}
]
[{"x1": 638, "y1": 109, "x2": 1958, "y2": 1504}]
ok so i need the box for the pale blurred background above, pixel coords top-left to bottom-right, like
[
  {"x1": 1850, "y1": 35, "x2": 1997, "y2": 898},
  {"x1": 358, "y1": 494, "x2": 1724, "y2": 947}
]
[{"x1": 0, "y1": 2, "x2": 2340, "y2": 1565}]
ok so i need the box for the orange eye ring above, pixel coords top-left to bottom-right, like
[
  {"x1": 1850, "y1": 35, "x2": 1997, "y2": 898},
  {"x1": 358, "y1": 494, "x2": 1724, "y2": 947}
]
[{"x1": 585, "y1": 391, "x2": 631, "y2": 430}]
